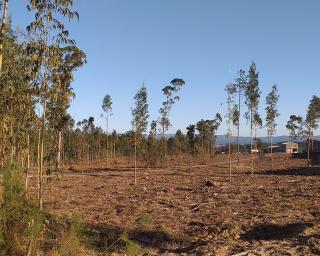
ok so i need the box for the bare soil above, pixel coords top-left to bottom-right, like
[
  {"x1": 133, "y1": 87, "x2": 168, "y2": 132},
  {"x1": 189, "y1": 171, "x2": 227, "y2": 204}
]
[{"x1": 28, "y1": 154, "x2": 320, "y2": 255}]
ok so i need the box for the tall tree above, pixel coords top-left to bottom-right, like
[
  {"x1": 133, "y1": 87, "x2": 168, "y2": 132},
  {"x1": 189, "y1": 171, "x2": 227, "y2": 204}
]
[
  {"x1": 47, "y1": 46, "x2": 86, "y2": 170},
  {"x1": 265, "y1": 85, "x2": 280, "y2": 171},
  {"x1": 225, "y1": 83, "x2": 236, "y2": 181},
  {"x1": 159, "y1": 78, "x2": 185, "y2": 167},
  {"x1": 186, "y1": 124, "x2": 196, "y2": 155},
  {"x1": 102, "y1": 94, "x2": 112, "y2": 168},
  {"x1": 244, "y1": 62, "x2": 261, "y2": 173},
  {"x1": 0, "y1": 0, "x2": 9, "y2": 76},
  {"x1": 147, "y1": 120, "x2": 159, "y2": 168},
  {"x1": 26, "y1": 0, "x2": 79, "y2": 210},
  {"x1": 131, "y1": 85, "x2": 149, "y2": 184},
  {"x1": 233, "y1": 69, "x2": 247, "y2": 163},
  {"x1": 305, "y1": 95, "x2": 320, "y2": 167}
]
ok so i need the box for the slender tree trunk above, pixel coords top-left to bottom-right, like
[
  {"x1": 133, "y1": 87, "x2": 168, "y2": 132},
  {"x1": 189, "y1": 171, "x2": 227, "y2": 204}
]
[
  {"x1": 39, "y1": 99, "x2": 47, "y2": 211},
  {"x1": 237, "y1": 88, "x2": 241, "y2": 164},
  {"x1": 37, "y1": 125, "x2": 41, "y2": 207},
  {"x1": 307, "y1": 133, "x2": 311, "y2": 167},
  {"x1": 134, "y1": 132, "x2": 137, "y2": 185},
  {"x1": 250, "y1": 111, "x2": 254, "y2": 174},
  {"x1": 106, "y1": 114, "x2": 109, "y2": 169},
  {"x1": 270, "y1": 135, "x2": 273, "y2": 171},
  {"x1": 56, "y1": 130, "x2": 62, "y2": 169},
  {"x1": 10, "y1": 121, "x2": 13, "y2": 164},
  {"x1": 0, "y1": 0, "x2": 9, "y2": 76},
  {"x1": 228, "y1": 133, "x2": 232, "y2": 181},
  {"x1": 26, "y1": 133, "x2": 30, "y2": 191}
]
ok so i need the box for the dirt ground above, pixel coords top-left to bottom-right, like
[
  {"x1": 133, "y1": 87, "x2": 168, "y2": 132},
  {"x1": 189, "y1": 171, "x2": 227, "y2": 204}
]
[{"x1": 28, "y1": 154, "x2": 320, "y2": 255}]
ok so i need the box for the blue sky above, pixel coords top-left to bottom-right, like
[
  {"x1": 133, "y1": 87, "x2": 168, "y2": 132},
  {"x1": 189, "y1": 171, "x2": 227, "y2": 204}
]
[{"x1": 10, "y1": 0, "x2": 320, "y2": 136}]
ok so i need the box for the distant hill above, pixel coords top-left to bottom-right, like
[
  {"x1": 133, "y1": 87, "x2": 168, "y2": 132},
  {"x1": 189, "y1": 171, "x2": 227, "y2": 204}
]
[
  {"x1": 215, "y1": 135, "x2": 320, "y2": 145},
  {"x1": 160, "y1": 134, "x2": 320, "y2": 145}
]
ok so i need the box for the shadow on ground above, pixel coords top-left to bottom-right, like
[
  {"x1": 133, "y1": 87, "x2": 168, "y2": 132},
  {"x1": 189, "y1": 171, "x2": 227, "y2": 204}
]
[
  {"x1": 241, "y1": 222, "x2": 312, "y2": 241},
  {"x1": 83, "y1": 223, "x2": 188, "y2": 254},
  {"x1": 259, "y1": 166, "x2": 320, "y2": 176}
]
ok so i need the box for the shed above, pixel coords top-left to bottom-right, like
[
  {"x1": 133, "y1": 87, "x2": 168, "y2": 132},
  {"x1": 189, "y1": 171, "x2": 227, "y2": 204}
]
[
  {"x1": 281, "y1": 142, "x2": 299, "y2": 154},
  {"x1": 311, "y1": 140, "x2": 320, "y2": 164},
  {"x1": 263, "y1": 145, "x2": 282, "y2": 154}
]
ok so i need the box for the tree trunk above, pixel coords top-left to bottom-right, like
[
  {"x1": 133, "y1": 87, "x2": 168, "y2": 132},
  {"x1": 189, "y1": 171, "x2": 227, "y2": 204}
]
[
  {"x1": 0, "y1": 0, "x2": 9, "y2": 76},
  {"x1": 37, "y1": 126, "x2": 41, "y2": 205},
  {"x1": 56, "y1": 130, "x2": 62, "y2": 169},
  {"x1": 250, "y1": 111, "x2": 254, "y2": 174},
  {"x1": 307, "y1": 133, "x2": 311, "y2": 167},
  {"x1": 270, "y1": 135, "x2": 273, "y2": 171},
  {"x1": 10, "y1": 121, "x2": 13, "y2": 164},
  {"x1": 134, "y1": 132, "x2": 137, "y2": 185},
  {"x1": 106, "y1": 114, "x2": 109, "y2": 169},
  {"x1": 237, "y1": 87, "x2": 241, "y2": 164},
  {"x1": 39, "y1": 99, "x2": 47, "y2": 211},
  {"x1": 26, "y1": 133, "x2": 30, "y2": 191},
  {"x1": 228, "y1": 133, "x2": 232, "y2": 181}
]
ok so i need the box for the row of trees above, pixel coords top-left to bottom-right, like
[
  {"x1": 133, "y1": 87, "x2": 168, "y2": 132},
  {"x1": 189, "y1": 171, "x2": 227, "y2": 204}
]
[{"x1": 0, "y1": 0, "x2": 86, "y2": 211}]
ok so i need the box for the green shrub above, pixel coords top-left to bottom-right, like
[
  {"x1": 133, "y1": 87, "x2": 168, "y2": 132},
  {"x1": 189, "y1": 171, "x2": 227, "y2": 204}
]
[{"x1": 0, "y1": 164, "x2": 42, "y2": 256}]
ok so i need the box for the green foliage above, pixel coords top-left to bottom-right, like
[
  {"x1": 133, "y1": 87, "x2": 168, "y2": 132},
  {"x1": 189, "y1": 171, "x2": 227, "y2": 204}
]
[
  {"x1": 306, "y1": 95, "x2": 320, "y2": 131},
  {"x1": 159, "y1": 78, "x2": 185, "y2": 135},
  {"x1": 0, "y1": 164, "x2": 42, "y2": 256},
  {"x1": 102, "y1": 94, "x2": 112, "y2": 114},
  {"x1": 286, "y1": 115, "x2": 303, "y2": 141},
  {"x1": 265, "y1": 85, "x2": 280, "y2": 137},
  {"x1": 120, "y1": 232, "x2": 142, "y2": 256},
  {"x1": 136, "y1": 213, "x2": 153, "y2": 226},
  {"x1": 50, "y1": 215, "x2": 85, "y2": 256},
  {"x1": 132, "y1": 85, "x2": 149, "y2": 134},
  {"x1": 195, "y1": 113, "x2": 222, "y2": 155}
]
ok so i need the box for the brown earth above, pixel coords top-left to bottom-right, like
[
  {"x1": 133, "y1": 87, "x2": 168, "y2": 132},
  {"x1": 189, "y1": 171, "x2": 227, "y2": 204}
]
[{"x1": 28, "y1": 154, "x2": 320, "y2": 255}]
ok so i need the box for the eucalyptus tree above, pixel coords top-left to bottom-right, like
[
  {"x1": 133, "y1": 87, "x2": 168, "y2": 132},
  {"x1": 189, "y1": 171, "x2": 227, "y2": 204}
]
[
  {"x1": 147, "y1": 120, "x2": 158, "y2": 168},
  {"x1": 210, "y1": 113, "x2": 223, "y2": 154},
  {"x1": 233, "y1": 69, "x2": 247, "y2": 162},
  {"x1": 159, "y1": 78, "x2": 185, "y2": 167},
  {"x1": 0, "y1": 0, "x2": 9, "y2": 76},
  {"x1": 111, "y1": 129, "x2": 118, "y2": 157},
  {"x1": 225, "y1": 83, "x2": 237, "y2": 180},
  {"x1": 131, "y1": 85, "x2": 149, "y2": 184},
  {"x1": 196, "y1": 114, "x2": 222, "y2": 155},
  {"x1": 253, "y1": 112, "x2": 263, "y2": 150},
  {"x1": 102, "y1": 94, "x2": 112, "y2": 168},
  {"x1": 305, "y1": 95, "x2": 320, "y2": 166},
  {"x1": 244, "y1": 62, "x2": 261, "y2": 173},
  {"x1": 47, "y1": 46, "x2": 86, "y2": 169},
  {"x1": 26, "y1": 0, "x2": 79, "y2": 210},
  {"x1": 186, "y1": 124, "x2": 196, "y2": 155},
  {"x1": 286, "y1": 115, "x2": 303, "y2": 142},
  {"x1": 265, "y1": 85, "x2": 280, "y2": 170},
  {"x1": 173, "y1": 129, "x2": 186, "y2": 162}
]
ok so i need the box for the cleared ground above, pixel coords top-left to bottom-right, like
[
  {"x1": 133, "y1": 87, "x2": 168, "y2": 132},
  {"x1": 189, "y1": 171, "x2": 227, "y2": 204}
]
[{"x1": 29, "y1": 154, "x2": 320, "y2": 255}]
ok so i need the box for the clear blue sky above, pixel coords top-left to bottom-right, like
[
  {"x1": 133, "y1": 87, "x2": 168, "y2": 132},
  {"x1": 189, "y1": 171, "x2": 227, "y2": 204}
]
[{"x1": 10, "y1": 0, "x2": 320, "y2": 136}]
